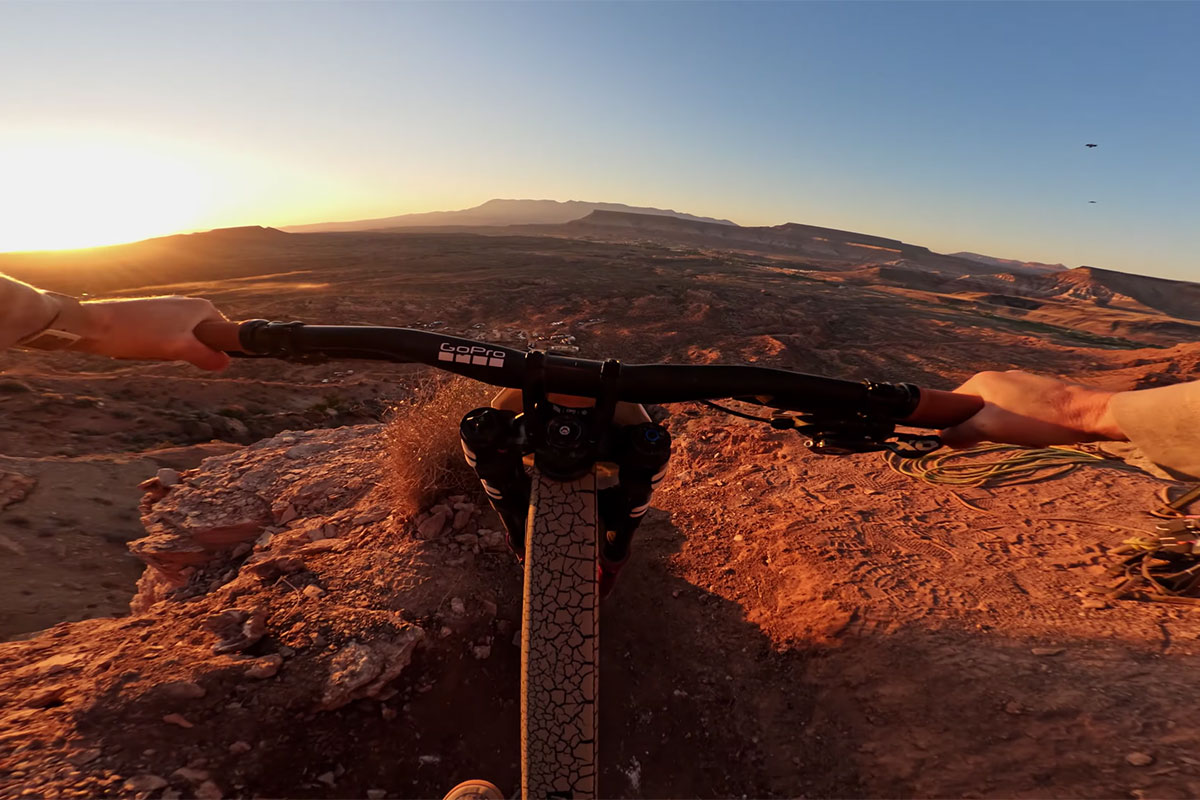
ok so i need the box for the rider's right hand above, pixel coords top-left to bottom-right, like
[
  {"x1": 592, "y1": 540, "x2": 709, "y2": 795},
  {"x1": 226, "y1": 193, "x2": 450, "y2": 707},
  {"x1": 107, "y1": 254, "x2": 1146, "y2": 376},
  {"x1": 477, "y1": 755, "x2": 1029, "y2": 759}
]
[
  {"x1": 939, "y1": 370, "x2": 1127, "y2": 449},
  {"x1": 73, "y1": 296, "x2": 231, "y2": 371}
]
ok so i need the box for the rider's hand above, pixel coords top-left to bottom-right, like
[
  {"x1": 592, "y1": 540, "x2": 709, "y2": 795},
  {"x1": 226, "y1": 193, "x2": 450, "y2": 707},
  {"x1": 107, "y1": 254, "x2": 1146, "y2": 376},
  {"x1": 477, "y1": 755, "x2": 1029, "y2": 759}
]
[
  {"x1": 75, "y1": 296, "x2": 231, "y2": 371},
  {"x1": 939, "y1": 370, "x2": 1126, "y2": 448}
]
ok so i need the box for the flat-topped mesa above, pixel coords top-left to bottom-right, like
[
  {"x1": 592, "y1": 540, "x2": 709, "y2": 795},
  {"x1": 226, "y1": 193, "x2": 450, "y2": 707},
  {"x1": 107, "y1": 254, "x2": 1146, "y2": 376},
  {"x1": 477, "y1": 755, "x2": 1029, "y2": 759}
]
[
  {"x1": 559, "y1": 210, "x2": 960, "y2": 266},
  {"x1": 768, "y1": 221, "x2": 905, "y2": 252}
]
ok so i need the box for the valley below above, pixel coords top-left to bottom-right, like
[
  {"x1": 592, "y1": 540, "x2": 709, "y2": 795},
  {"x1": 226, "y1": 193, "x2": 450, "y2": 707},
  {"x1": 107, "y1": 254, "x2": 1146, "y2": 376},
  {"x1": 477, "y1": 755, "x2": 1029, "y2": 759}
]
[{"x1": 3, "y1": 222, "x2": 1200, "y2": 798}]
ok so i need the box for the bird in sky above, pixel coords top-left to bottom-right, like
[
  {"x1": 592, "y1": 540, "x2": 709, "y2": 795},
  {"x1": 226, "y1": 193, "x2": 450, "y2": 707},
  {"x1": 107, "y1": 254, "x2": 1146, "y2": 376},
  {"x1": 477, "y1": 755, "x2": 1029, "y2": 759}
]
[
  {"x1": 1086, "y1": 143, "x2": 1098, "y2": 148},
  {"x1": 1089, "y1": 200, "x2": 1097, "y2": 204}
]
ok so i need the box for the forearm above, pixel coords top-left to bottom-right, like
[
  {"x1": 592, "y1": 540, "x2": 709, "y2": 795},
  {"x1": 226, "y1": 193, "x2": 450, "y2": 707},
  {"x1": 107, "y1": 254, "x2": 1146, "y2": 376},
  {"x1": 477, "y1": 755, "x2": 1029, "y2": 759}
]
[
  {"x1": 0, "y1": 275, "x2": 62, "y2": 349},
  {"x1": 2, "y1": 274, "x2": 228, "y2": 370}
]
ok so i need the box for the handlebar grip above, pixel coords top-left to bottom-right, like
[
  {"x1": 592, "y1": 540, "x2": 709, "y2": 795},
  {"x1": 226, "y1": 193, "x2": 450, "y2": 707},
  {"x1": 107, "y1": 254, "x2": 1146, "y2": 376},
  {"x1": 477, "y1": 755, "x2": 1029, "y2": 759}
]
[
  {"x1": 901, "y1": 388, "x2": 984, "y2": 428},
  {"x1": 194, "y1": 321, "x2": 246, "y2": 353}
]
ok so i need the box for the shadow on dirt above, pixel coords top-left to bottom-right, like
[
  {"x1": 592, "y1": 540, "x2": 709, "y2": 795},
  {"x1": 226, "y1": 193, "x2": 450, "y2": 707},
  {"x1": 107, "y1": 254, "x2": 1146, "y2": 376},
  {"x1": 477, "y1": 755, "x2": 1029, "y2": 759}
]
[{"x1": 32, "y1": 508, "x2": 1200, "y2": 799}]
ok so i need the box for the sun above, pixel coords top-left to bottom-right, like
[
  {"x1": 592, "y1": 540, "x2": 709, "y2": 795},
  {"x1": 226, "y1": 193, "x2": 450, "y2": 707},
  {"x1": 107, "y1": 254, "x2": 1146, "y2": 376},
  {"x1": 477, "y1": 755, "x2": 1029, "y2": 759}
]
[{"x1": 0, "y1": 135, "x2": 215, "y2": 252}]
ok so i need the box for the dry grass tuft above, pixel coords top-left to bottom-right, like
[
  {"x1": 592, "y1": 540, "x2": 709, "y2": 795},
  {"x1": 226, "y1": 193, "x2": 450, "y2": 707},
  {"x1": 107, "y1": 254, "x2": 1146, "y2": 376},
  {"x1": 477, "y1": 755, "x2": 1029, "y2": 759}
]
[{"x1": 382, "y1": 375, "x2": 494, "y2": 518}]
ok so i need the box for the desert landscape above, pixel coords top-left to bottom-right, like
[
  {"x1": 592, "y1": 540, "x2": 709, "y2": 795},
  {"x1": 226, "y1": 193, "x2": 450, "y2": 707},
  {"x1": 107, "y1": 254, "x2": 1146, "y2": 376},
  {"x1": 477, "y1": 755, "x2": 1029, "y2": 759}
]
[{"x1": 3, "y1": 205, "x2": 1200, "y2": 799}]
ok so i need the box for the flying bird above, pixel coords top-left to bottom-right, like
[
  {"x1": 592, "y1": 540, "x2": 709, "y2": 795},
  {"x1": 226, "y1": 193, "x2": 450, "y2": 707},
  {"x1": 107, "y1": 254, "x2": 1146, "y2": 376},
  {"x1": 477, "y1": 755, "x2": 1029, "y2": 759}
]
[
  {"x1": 1088, "y1": 200, "x2": 1097, "y2": 204},
  {"x1": 1086, "y1": 143, "x2": 1098, "y2": 148}
]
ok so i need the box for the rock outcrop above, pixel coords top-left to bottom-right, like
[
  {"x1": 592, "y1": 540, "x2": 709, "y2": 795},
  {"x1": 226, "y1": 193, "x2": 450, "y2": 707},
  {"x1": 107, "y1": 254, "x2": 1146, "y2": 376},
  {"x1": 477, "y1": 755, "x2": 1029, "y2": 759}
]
[{"x1": 0, "y1": 425, "x2": 515, "y2": 799}]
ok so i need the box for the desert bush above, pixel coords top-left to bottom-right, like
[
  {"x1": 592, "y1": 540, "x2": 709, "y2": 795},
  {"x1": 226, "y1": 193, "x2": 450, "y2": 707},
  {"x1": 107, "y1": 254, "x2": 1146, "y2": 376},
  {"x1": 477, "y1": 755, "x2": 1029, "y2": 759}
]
[{"x1": 382, "y1": 375, "x2": 493, "y2": 518}]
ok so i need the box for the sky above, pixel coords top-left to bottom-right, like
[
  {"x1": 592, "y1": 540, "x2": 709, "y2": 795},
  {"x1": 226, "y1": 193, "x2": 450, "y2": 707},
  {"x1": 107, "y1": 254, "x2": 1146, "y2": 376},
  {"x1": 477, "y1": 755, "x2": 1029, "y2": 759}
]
[{"x1": 0, "y1": 1, "x2": 1196, "y2": 279}]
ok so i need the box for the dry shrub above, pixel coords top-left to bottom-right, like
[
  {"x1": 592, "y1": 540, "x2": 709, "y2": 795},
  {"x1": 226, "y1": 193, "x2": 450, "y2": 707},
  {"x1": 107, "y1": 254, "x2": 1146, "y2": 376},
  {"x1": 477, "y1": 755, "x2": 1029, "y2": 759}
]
[{"x1": 383, "y1": 375, "x2": 494, "y2": 517}]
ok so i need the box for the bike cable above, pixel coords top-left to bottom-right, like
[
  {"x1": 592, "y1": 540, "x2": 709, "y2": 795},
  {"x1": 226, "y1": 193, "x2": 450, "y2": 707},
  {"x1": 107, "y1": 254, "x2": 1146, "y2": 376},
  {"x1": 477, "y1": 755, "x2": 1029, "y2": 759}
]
[{"x1": 693, "y1": 399, "x2": 777, "y2": 424}]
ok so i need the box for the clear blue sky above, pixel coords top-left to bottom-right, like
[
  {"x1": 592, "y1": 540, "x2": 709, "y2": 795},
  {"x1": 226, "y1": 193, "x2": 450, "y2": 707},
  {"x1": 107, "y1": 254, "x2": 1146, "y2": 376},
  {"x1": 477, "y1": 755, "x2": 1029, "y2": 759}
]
[{"x1": 1, "y1": 1, "x2": 1196, "y2": 279}]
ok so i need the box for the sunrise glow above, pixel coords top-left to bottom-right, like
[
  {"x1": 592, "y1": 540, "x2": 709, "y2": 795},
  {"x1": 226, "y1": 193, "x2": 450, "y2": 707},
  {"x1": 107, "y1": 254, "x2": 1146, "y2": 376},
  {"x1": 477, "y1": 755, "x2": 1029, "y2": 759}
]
[{"x1": 0, "y1": 135, "x2": 216, "y2": 252}]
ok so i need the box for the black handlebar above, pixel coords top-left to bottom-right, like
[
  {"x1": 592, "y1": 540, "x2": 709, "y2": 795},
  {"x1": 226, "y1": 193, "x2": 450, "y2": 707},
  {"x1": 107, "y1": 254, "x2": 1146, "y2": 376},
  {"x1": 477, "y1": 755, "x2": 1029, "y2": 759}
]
[{"x1": 194, "y1": 319, "x2": 984, "y2": 429}]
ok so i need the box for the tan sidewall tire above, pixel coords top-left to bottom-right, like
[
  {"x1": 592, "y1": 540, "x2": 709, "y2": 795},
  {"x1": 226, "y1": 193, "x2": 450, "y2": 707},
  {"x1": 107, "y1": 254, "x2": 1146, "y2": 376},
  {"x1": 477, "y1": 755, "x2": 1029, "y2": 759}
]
[{"x1": 521, "y1": 470, "x2": 598, "y2": 800}]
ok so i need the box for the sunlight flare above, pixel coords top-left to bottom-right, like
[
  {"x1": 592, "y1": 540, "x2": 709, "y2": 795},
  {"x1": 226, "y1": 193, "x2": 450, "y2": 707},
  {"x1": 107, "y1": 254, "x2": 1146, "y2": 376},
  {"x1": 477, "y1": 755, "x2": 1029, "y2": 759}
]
[{"x1": 0, "y1": 136, "x2": 216, "y2": 252}]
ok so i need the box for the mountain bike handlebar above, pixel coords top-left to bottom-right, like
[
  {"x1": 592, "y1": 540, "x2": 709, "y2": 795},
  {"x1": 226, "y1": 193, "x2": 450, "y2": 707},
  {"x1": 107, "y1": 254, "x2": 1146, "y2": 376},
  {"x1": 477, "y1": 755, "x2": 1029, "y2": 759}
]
[{"x1": 194, "y1": 320, "x2": 983, "y2": 429}]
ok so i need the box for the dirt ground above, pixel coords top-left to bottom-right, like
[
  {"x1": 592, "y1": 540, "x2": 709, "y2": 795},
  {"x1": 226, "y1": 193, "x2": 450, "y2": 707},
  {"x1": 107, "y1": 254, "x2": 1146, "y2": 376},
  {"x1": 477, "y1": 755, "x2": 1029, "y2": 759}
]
[{"x1": 2, "y1": 230, "x2": 1200, "y2": 798}]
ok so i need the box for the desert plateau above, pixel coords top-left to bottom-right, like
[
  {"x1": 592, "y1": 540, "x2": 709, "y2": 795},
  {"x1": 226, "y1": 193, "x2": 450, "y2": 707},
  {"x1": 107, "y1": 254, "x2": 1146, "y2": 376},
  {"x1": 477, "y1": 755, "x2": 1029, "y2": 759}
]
[{"x1": 3, "y1": 210, "x2": 1200, "y2": 799}]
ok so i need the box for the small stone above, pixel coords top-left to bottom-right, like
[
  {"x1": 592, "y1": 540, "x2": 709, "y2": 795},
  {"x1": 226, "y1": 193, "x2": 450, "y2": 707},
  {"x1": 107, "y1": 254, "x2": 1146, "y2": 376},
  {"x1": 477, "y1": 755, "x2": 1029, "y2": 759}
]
[
  {"x1": 450, "y1": 597, "x2": 466, "y2": 615},
  {"x1": 672, "y1": 589, "x2": 681, "y2": 598},
  {"x1": 418, "y1": 755, "x2": 441, "y2": 766},
  {"x1": 472, "y1": 644, "x2": 492, "y2": 660},
  {"x1": 452, "y1": 509, "x2": 473, "y2": 530},
  {"x1": 381, "y1": 705, "x2": 398, "y2": 721},
  {"x1": 1081, "y1": 597, "x2": 1110, "y2": 609},
  {"x1": 162, "y1": 713, "x2": 194, "y2": 729},
  {"x1": 245, "y1": 654, "x2": 283, "y2": 679},
  {"x1": 1126, "y1": 752, "x2": 1155, "y2": 767},
  {"x1": 417, "y1": 510, "x2": 450, "y2": 539},
  {"x1": 68, "y1": 748, "x2": 102, "y2": 766},
  {"x1": 353, "y1": 507, "x2": 389, "y2": 526},
  {"x1": 195, "y1": 780, "x2": 223, "y2": 799},
  {"x1": 439, "y1": 626, "x2": 453, "y2": 639},
  {"x1": 733, "y1": 534, "x2": 744, "y2": 542},
  {"x1": 298, "y1": 539, "x2": 346, "y2": 554},
  {"x1": 156, "y1": 468, "x2": 181, "y2": 487},
  {"x1": 123, "y1": 775, "x2": 168, "y2": 793},
  {"x1": 478, "y1": 529, "x2": 508, "y2": 551},
  {"x1": 32, "y1": 653, "x2": 81, "y2": 677},
  {"x1": 317, "y1": 771, "x2": 336, "y2": 786},
  {"x1": 228, "y1": 741, "x2": 252, "y2": 755},
  {"x1": 1031, "y1": 647, "x2": 1065, "y2": 657},
  {"x1": 1003, "y1": 701, "x2": 1023, "y2": 715},
  {"x1": 278, "y1": 504, "x2": 299, "y2": 524},
  {"x1": 367, "y1": 791, "x2": 387, "y2": 800},
  {"x1": 302, "y1": 584, "x2": 326, "y2": 599},
  {"x1": 206, "y1": 607, "x2": 267, "y2": 655},
  {"x1": 157, "y1": 681, "x2": 206, "y2": 701},
  {"x1": 245, "y1": 555, "x2": 306, "y2": 578},
  {"x1": 25, "y1": 685, "x2": 68, "y2": 708},
  {"x1": 172, "y1": 767, "x2": 210, "y2": 784},
  {"x1": 285, "y1": 442, "x2": 331, "y2": 459}
]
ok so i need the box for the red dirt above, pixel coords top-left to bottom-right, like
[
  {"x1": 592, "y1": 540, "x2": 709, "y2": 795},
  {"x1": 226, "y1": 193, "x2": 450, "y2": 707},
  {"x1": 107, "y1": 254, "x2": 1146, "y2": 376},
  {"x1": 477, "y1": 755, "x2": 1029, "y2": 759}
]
[{"x1": 2, "y1": 230, "x2": 1199, "y2": 798}]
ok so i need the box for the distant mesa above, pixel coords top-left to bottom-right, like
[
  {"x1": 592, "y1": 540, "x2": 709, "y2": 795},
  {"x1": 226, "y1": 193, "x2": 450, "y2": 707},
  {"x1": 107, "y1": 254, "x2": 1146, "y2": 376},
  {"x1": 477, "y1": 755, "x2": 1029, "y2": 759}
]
[
  {"x1": 281, "y1": 199, "x2": 736, "y2": 234},
  {"x1": 141, "y1": 225, "x2": 289, "y2": 245},
  {"x1": 944, "y1": 265, "x2": 1200, "y2": 322},
  {"x1": 949, "y1": 252, "x2": 1065, "y2": 275},
  {"x1": 180, "y1": 226, "x2": 288, "y2": 239}
]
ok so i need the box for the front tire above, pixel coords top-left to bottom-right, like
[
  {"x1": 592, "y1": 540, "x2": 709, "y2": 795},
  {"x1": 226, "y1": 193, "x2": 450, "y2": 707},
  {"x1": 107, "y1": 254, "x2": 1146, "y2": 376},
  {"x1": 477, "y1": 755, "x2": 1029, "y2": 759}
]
[{"x1": 521, "y1": 470, "x2": 599, "y2": 800}]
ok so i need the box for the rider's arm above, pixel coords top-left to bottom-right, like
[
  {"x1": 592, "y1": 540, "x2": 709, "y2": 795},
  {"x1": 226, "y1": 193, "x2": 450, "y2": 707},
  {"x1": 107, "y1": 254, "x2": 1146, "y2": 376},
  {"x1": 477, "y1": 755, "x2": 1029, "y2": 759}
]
[
  {"x1": 940, "y1": 369, "x2": 1200, "y2": 480},
  {"x1": 1, "y1": 273, "x2": 230, "y2": 371},
  {"x1": 0, "y1": 274, "x2": 62, "y2": 349}
]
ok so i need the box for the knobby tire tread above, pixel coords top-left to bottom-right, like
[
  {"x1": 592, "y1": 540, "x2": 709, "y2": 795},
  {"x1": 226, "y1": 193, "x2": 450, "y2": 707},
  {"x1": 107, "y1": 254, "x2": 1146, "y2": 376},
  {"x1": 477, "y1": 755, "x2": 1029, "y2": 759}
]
[{"x1": 521, "y1": 470, "x2": 598, "y2": 800}]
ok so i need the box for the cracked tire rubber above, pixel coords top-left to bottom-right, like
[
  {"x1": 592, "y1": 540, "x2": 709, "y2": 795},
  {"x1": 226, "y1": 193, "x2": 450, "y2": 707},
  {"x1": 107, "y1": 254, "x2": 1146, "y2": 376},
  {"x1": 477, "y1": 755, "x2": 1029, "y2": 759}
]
[{"x1": 521, "y1": 470, "x2": 598, "y2": 800}]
